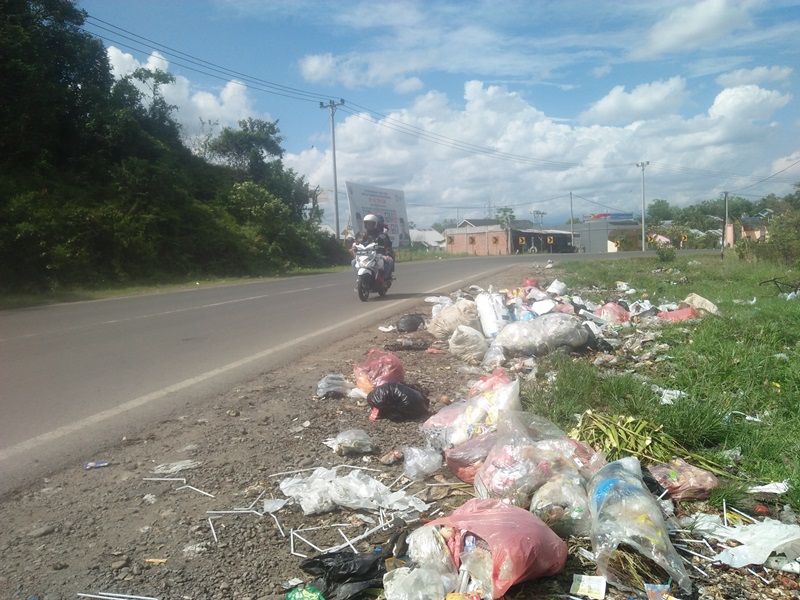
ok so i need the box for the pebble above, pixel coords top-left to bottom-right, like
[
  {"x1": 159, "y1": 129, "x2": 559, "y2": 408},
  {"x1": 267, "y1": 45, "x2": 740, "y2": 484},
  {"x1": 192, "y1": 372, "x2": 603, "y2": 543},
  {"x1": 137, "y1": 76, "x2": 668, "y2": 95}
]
[{"x1": 28, "y1": 525, "x2": 56, "y2": 538}]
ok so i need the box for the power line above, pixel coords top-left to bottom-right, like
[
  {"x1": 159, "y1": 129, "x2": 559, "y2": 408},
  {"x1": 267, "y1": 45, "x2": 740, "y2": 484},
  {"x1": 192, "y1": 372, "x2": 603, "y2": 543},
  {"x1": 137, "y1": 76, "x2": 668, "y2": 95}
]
[
  {"x1": 84, "y1": 17, "x2": 326, "y2": 104},
  {"x1": 730, "y1": 158, "x2": 800, "y2": 192}
]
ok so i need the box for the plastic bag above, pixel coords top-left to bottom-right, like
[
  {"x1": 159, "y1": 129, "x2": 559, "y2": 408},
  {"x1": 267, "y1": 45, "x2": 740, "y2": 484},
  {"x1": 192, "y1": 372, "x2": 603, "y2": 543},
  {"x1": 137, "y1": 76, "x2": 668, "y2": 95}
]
[
  {"x1": 428, "y1": 298, "x2": 482, "y2": 340},
  {"x1": 300, "y1": 551, "x2": 386, "y2": 600},
  {"x1": 444, "y1": 430, "x2": 498, "y2": 484},
  {"x1": 425, "y1": 498, "x2": 568, "y2": 598},
  {"x1": 448, "y1": 325, "x2": 488, "y2": 363},
  {"x1": 588, "y1": 457, "x2": 691, "y2": 594},
  {"x1": 353, "y1": 349, "x2": 405, "y2": 394},
  {"x1": 481, "y1": 343, "x2": 506, "y2": 369},
  {"x1": 421, "y1": 379, "x2": 521, "y2": 449},
  {"x1": 493, "y1": 313, "x2": 589, "y2": 357},
  {"x1": 475, "y1": 291, "x2": 512, "y2": 338},
  {"x1": 323, "y1": 429, "x2": 373, "y2": 456},
  {"x1": 401, "y1": 445, "x2": 444, "y2": 481},
  {"x1": 474, "y1": 432, "x2": 579, "y2": 507},
  {"x1": 385, "y1": 526, "x2": 458, "y2": 600},
  {"x1": 529, "y1": 472, "x2": 591, "y2": 538},
  {"x1": 367, "y1": 382, "x2": 430, "y2": 421},
  {"x1": 595, "y1": 302, "x2": 630, "y2": 324},
  {"x1": 467, "y1": 368, "x2": 512, "y2": 398},
  {"x1": 316, "y1": 374, "x2": 356, "y2": 398},
  {"x1": 648, "y1": 458, "x2": 718, "y2": 501},
  {"x1": 397, "y1": 313, "x2": 427, "y2": 332},
  {"x1": 657, "y1": 305, "x2": 701, "y2": 321},
  {"x1": 280, "y1": 467, "x2": 429, "y2": 515}
]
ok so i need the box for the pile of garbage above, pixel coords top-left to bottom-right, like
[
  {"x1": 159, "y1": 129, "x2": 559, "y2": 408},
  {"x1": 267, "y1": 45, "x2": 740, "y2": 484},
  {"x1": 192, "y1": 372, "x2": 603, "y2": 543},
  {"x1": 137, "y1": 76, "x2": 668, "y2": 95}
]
[{"x1": 286, "y1": 275, "x2": 796, "y2": 600}]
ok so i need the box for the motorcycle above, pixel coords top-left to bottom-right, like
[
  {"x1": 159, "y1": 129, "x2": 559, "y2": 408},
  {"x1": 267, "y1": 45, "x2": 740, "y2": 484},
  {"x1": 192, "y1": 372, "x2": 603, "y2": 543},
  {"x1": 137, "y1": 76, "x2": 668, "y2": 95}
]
[{"x1": 353, "y1": 243, "x2": 392, "y2": 301}]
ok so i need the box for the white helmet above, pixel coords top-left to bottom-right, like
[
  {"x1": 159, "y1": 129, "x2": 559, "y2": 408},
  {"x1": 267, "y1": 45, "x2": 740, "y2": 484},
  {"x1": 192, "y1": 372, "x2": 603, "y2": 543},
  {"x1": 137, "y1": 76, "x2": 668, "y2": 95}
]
[{"x1": 363, "y1": 214, "x2": 380, "y2": 232}]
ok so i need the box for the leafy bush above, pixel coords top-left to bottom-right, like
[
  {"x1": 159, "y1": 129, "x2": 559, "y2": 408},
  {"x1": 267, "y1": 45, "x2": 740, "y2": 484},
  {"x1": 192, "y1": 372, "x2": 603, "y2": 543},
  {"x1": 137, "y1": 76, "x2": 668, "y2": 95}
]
[{"x1": 654, "y1": 243, "x2": 676, "y2": 263}]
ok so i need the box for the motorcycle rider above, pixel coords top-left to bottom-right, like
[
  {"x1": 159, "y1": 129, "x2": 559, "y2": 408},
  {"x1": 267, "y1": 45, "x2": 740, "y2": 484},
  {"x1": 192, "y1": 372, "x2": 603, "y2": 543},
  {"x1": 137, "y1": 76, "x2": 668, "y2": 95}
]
[{"x1": 351, "y1": 214, "x2": 395, "y2": 281}]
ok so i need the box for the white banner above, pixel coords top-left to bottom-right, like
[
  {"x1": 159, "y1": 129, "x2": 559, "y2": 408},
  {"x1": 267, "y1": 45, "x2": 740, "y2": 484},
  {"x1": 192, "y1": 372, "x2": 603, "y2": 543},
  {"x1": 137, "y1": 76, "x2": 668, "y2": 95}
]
[{"x1": 346, "y1": 182, "x2": 411, "y2": 248}]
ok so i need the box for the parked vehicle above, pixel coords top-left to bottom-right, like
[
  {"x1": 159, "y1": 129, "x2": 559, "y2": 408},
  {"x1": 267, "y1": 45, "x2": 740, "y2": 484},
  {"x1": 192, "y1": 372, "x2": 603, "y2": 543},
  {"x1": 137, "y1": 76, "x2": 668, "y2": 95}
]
[{"x1": 353, "y1": 243, "x2": 392, "y2": 301}]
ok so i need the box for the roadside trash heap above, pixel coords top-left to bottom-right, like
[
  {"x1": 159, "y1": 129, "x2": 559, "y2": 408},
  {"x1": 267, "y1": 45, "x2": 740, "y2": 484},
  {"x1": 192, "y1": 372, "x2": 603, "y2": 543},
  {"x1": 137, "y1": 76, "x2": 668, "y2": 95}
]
[{"x1": 293, "y1": 275, "x2": 797, "y2": 600}]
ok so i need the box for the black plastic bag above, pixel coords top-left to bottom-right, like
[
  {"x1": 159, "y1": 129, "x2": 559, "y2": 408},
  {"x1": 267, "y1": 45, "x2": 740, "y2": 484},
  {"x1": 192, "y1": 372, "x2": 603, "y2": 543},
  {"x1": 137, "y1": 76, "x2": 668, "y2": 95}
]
[
  {"x1": 367, "y1": 382, "x2": 430, "y2": 421},
  {"x1": 299, "y1": 550, "x2": 386, "y2": 600},
  {"x1": 396, "y1": 313, "x2": 426, "y2": 332}
]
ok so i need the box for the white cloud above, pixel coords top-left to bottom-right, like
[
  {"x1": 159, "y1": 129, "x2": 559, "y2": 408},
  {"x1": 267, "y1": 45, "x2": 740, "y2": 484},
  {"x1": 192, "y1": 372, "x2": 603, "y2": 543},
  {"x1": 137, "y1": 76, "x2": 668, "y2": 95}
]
[
  {"x1": 104, "y1": 47, "x2": 268, "y2": 139},
  {"x1": 630, "y1": 0, "x2": 752, "y2": 60},
  {"x1": 716, "y1": 66, "x2": 793, "y2": 87},
  {"x1": 394, "y1": 77, "x2": 424, "y2": 94},
  {"x1": 579, "y1": 77, "x2": 688, "y2": 125},
  {"x1": 708, "y1": 85, "x2": 791, "y2": 121},
  {"x1": 286, "y1": 77, "x2": 796, "y2": 228},
  {"x1": 592, "y1": 65, "x2": 612, "y2": 78}
]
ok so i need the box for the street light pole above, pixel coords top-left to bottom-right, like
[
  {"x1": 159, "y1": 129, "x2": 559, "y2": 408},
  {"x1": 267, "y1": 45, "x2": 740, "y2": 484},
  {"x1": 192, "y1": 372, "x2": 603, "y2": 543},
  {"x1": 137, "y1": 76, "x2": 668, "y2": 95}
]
[
  {"x1": 636, "y1": 161, "x2": 649, "y2": 251},
  {"x1": 321, "y1": 99, "x2": 345, "y2": 242}
]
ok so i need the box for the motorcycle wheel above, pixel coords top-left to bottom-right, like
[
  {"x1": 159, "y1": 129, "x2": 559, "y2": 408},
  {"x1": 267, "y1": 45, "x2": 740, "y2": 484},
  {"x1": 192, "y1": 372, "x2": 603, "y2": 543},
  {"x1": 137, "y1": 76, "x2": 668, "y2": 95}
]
[
  {"x1": 357, "y1": 274, "x2": 371, "y2": 302},
  {"x1": 378, "y1": 285, "x2": 388, "y2": 297}
]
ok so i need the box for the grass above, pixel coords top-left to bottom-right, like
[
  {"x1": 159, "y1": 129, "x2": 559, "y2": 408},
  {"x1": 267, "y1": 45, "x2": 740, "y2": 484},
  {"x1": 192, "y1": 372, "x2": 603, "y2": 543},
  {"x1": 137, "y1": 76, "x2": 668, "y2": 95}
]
[{"x1": 521, "y1": 253, "x2": 800, "y2": 511}]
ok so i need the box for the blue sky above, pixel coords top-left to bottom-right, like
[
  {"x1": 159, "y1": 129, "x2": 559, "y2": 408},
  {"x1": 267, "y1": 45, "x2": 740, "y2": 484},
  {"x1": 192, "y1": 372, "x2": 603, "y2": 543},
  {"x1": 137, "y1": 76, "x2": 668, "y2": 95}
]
[{"x1": 79, "y1": 0, "x2": 800, "y2": 230}]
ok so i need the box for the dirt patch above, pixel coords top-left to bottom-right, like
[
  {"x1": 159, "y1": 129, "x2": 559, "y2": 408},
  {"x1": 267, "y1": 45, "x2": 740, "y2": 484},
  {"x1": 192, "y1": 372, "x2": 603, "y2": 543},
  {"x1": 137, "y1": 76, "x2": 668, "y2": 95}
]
[{"x1": 0, "y1": 264, "x2": 795, "y2": 600}]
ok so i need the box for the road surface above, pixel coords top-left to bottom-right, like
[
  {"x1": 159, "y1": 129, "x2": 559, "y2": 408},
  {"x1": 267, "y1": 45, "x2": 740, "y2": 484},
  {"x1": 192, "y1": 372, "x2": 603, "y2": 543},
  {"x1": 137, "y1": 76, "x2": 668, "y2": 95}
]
[{"x1": 1, "y1": 255, "x2": 555, "y2": 495}]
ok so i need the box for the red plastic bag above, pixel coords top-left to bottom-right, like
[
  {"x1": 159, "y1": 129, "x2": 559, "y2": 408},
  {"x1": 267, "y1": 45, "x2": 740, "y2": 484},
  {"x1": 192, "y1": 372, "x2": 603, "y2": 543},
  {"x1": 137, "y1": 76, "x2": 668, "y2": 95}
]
[
  {"x1": 353, "y1": 349, "x2": 404, "y2": 393},
  {"x1": 658, "y1": 305, "x2": 701, "y2": 321},
  {"x1": 426, "y1": 498, "x2": 567, "y2": 597},
  {"x1": 444, "y1": 430, "x2": 498, "y2": 484},
  {"x1": 649, "y1": 458, "x2": 718, "y2": 501}
]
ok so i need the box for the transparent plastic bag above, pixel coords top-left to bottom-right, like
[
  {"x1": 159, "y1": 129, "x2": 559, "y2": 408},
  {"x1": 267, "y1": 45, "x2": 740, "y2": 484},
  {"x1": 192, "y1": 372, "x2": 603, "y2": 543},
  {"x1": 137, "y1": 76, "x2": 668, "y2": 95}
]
[
  {"x1": 422, "y1": 379, "x2": 521, "y2": 449},
  {"x1": 529, "y1": 472, "x2": 591, "y2": 538},
  {"x1": 323, "y1": 429, "x2": 373, "y2": 456},
  {"x1": 588, "y1": 457, "x2": 691, "y2": 594},
  {"x1": 648, "y1": 458, "x2": 718, "y2": 501},
  {"x1": 494, "y1": 313, "x2": 589, "y2": 357},
  {"x1": 316, "y1": 374, "x2": 356, "y2": 398},
  {"x1": 444, "y1": 430, "x2": 498, "y2": 484},
  {"x1": 400, "y1": 445, "x2": 443, "y2": 481}
]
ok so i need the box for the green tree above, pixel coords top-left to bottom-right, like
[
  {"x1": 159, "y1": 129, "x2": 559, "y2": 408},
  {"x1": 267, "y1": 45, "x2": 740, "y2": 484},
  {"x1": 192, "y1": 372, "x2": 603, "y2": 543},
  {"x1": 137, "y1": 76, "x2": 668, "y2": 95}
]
[
  {"x1": 495, "y1": 207, "x2": 515, "y2": 228},
  {"x1": 431, "y1": 218, "x2": 458, "y2": 233},
  {"x1": 0, "y1": 0, "x2": 115, "y2": 171},
  {"x1": 208, "y1": 117, "x2": 284, "y2": 181},
  {"x1": 648, "y1": 199, "x2": 677, "y2": 225}
]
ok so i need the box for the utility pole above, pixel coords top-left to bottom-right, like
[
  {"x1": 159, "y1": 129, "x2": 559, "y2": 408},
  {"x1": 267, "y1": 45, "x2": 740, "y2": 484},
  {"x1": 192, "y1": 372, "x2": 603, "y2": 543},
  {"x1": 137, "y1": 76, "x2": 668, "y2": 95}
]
[
  {"x1": 636, "y1": 161, "x2": 649, "y2": 252},
  {"x1": 320, "y1": 99, "x2": 345, "y2": 242},
  {"x1": 721, "y1": 191, "x2": 729, "y2": 260},
  {"x1": 569, "y1": 191, "x2": 574, "y2": 247}
]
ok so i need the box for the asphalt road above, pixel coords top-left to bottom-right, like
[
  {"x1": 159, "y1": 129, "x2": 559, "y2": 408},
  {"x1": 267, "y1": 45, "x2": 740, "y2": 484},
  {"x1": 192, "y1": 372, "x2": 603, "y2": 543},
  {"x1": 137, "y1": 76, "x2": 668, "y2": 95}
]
[{"x1": 0, "y1": 255, "x2": 562, "y2": 495}]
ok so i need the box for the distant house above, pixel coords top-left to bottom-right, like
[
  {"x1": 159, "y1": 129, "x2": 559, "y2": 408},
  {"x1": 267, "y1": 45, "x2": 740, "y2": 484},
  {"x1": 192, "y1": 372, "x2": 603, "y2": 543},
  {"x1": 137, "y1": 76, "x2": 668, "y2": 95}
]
[
  {"x1": 410, "y1": 228, "x2": 446, "y2": 250},
  {"x1": 445, "y1": 219, "x2": 573, "y2": 255},
  {"x1": 739, "y1": 209, "x2": 772, "y2": 243}
]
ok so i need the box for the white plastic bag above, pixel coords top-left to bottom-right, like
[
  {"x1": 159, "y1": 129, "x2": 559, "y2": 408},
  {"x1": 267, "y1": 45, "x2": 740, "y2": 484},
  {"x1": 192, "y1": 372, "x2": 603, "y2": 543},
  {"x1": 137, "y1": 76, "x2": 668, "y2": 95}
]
[
  {"x1": 494, "y1": 313, "x2": 588, "y2": 357},
  {"x1": 428, "y1": 298, "x2": 482, "y2": 339},
  {"x1": 401, "y1": 445, "x2": 443, "y2": 481},
  {"x1": 323, "y1": 429, "x2": 373, "y2": 455},
  {"x1": 475, "y1": 291, "x2": 512, "y2": 337},
  {"x1": 448, "y1": 325, "x2": 488, "y2": 363}
]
